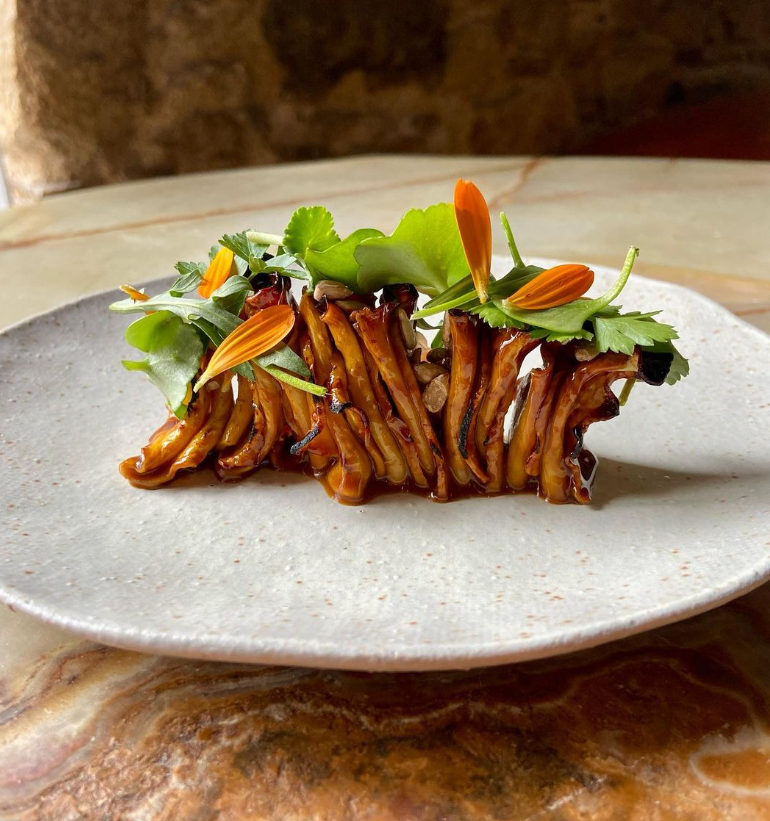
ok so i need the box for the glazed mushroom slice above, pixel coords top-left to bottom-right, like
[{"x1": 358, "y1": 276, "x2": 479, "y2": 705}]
[
  {"x1": 217, "y1": 375, "x2": 274, "y2": 477},
  {"x1": 474, "y1": 329, "x2": 540, "y2": 461},
  {"x1": 217, "y1": 374, "x2": 253, "y2": 449},
  {"x1": 132, "y1": 390, "x2": 209, "y2": 475},
  {"x1": 300, "y1": 293, "x2": 372, "y2": 503},
  {"x1": 363, "y1": 347, "x2": 429, "y2": 488},
  {"x1": 538, "y1": 348, "x2": 672, "y2": 504},
  {"x1": 506, "y1": 343, "x2": 568, "y2": 491},
  {"x1": 122, "y1": 379, "x2": 234, "y2": 488},
  {"x1": 322, "y1": 302, "x2": 408, "y2": 485},
  {"x1": 387, "y1": 305, "x2": 450, "y2": 500},
  {"x1": 485, "y1": 379, "x2": 518, "y2": 493},
  {"x1": 298, "y1": 336, "x2": 338, "y2": 467},
  {"x1": 328, "y1": 349, "x2": 388, "y2": 479},
  {"x1": 442, "y1": 311, "x2": 478, "y2": 486},
  {"x1": 460, "y1": 321, "x2": 493, "y2": 484},
  {"x1": 353, "y1": 304, "x2": 437, "y2": 478}
]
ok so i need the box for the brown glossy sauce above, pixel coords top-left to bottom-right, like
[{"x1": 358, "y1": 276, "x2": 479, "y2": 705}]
[{"x1": 207, "y1": 449, "x2": 545, "y2": 505}]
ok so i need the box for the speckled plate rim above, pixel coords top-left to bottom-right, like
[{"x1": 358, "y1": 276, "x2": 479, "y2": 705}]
[
  {"x1": 2, "y1": 268, "x2": 770, "y2": 672},
  {"x1": 1, "y1": 556, "x2": 769, "y2": 671}
]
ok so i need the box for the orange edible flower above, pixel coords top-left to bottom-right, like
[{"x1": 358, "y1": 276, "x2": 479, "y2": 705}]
[
  {"x1": 506, "y1": 263, "x2": 594, "y2": 310},
  {"x1": 454, "y1": 179, "x2": 491, "y2": 303},
  {"x1": 119, "y1": 285, "x2": 150, "y2": 302},
  {"x1": 194, "y1": 304, "x2": 295, "y2": 391},
  {"x1": 198, "y1": 247, "x2": 235, "y2": 298}
]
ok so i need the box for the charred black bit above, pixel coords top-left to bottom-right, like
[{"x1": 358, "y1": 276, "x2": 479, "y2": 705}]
[
  {"x1": 329, "y1": 399, "x2": 353, "y2": 414},
  {"x1": 381, "y1": 284, "x2": 419, "y2": 314},
  {"x1": 637, "y1": 350, "x2": 673, "y2": 385},
  {"x1": 289, "y1": 426, "x2": 321, "y2": 455},
  {"x1": 458, "y1": 404, "x2": 473, "y2": 458},
  {"x1": 511, "y1": 372, "x2": 531, "y2": 431},
  {"x1": 569, "y1": 426, "x2": 584, "y2": 462}
]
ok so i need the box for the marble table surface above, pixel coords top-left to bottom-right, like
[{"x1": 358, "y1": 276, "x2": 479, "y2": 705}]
[{"x1": 1, "y1": 155, "x2": 770, "y2": 819}]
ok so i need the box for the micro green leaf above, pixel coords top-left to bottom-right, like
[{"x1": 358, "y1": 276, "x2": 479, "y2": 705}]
[
  {"x1": 220, "y1": 230, "x2": 268, "y2": 263},
  {"x1": 122, "y1": 311, "x2": 204, "y2": 418},
  {"x1": 262, "y1": 253, "x2": 310, "y2": 280},
  {"x1": 210, "y1": 275, "x2": 252, "y2": 316},
  {"x1": 109, "y1": 289, "x2": 324, "y2": 396},
  {"x1": 282, "y1": 206, "x2": 340, "y2": 256},
  {"x1": 255, "y1": 342, "x2": 311, "y2": 380},
  {"x1": 305, "y1": 228, "x2": 384, "y2": 290},
  {"x1": 355, "y1": 203, "x2": 468, "y2": 296},
  {"x1": 170, "y1": 261, "x2": 207, "y2": 296}
]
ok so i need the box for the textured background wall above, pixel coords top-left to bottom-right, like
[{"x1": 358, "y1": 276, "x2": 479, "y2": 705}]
[{"x1": 1, "y1": 0, "x2": 770, "y2": 202}]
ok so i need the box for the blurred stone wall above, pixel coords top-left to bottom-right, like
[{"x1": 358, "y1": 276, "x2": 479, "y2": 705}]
[{"x1": 1, "y1": 0, "x2": 770, "y2": 201}]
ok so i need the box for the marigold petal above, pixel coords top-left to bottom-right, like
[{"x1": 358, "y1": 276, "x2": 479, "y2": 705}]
[
  {"x1": 195, "y1": 305, "x2": 295, "y2": 390},
  {"x1": 506, "y1": 264, "x2": 594, "y2": 310},
  {"x1": 454, "y1": 179, "x2": 492, "y2": 303},
  {"x1": 119, "y1": 284, "x2": 150, "y2": 301},
  {"x1": 198, "y1": 248, "x2": 235, "y2": 298}
]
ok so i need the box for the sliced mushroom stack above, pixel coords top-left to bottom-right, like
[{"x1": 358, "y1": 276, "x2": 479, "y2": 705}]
[{"x1": 120, "y1": 275, "x2": 673, "y2": 504}]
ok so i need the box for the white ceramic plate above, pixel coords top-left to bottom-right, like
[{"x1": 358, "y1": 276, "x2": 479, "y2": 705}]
[{"x1": 1, "y1": 258, "x2": 769, "y2": 671}]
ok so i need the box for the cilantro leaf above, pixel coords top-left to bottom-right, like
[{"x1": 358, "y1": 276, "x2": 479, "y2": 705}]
[
  {"x1": 210, "y1": 275, "x2": 252, "y2": 316},
  {"x1": 253, "y1": 253, "x2": 310, "y2": 280},
  {"x1": 171, "y1": 261, "x2": 206, "y2": 296},
  {"x1": 469, "y1": 301, "x2": 526, "y2": 329},
  {"x1": 355, "y1": 203, "x2": 468, "y2": 296},
  {"x1": 641, "y1": 339, "x2": 690, "y2": 385},
  {"x1": 666, "y1": 343, "x2": 690, "y2": 385},
  {"x1": 305, "y1": 228, "x2": 384, "y2": 290},
  {"x1": 122, "y1": 311, "x2": 204, "y2": 418},
  {"x1": 282, "y1": 207, "x2": 340, "y2": 257},
  {"x1": 593, "y1": 311, "x2": 678, "y2": 355},
  {"x1": 528, "y1": 327, "x2": 594, "y2": 343},
  {"x1": 220, "y1": 230, "x2": 268, "y2": 263}
]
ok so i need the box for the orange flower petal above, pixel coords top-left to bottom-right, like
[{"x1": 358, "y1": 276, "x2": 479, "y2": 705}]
[
  {"x1": 195, "y1": 305, "x2": 295, "y2": 390},
  {"x1": 198, "y1": 248, "x2": 235, "y2": 298},
  {"x1": 506, "y1": 264, "x2": 594, "y2": 310},
  {"x1": 119, "y1": 284, "x2": 150, "y2": 301},
  {"x1": 454, "y1": 179, "x2": 492, "y2": 303}
]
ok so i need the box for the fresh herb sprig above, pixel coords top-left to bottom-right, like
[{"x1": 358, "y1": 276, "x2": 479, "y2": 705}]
[
  {"x1": 112, "y1": 188, "x2": 688, "y2": 417},
  {"x1": 110, "y1": 250, "x2": 325, "y2": 416}
]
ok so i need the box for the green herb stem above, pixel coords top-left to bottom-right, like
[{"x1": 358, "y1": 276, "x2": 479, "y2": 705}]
[
  {"x1": 500, "y1": 212, "x2": 525, "y2": 268},
  {"x1": 413, "y1": 291, "x2": 478, "y2": 319},
  {"x1": 247, "y1": 231, "x2": 285, "y2": 248}
]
